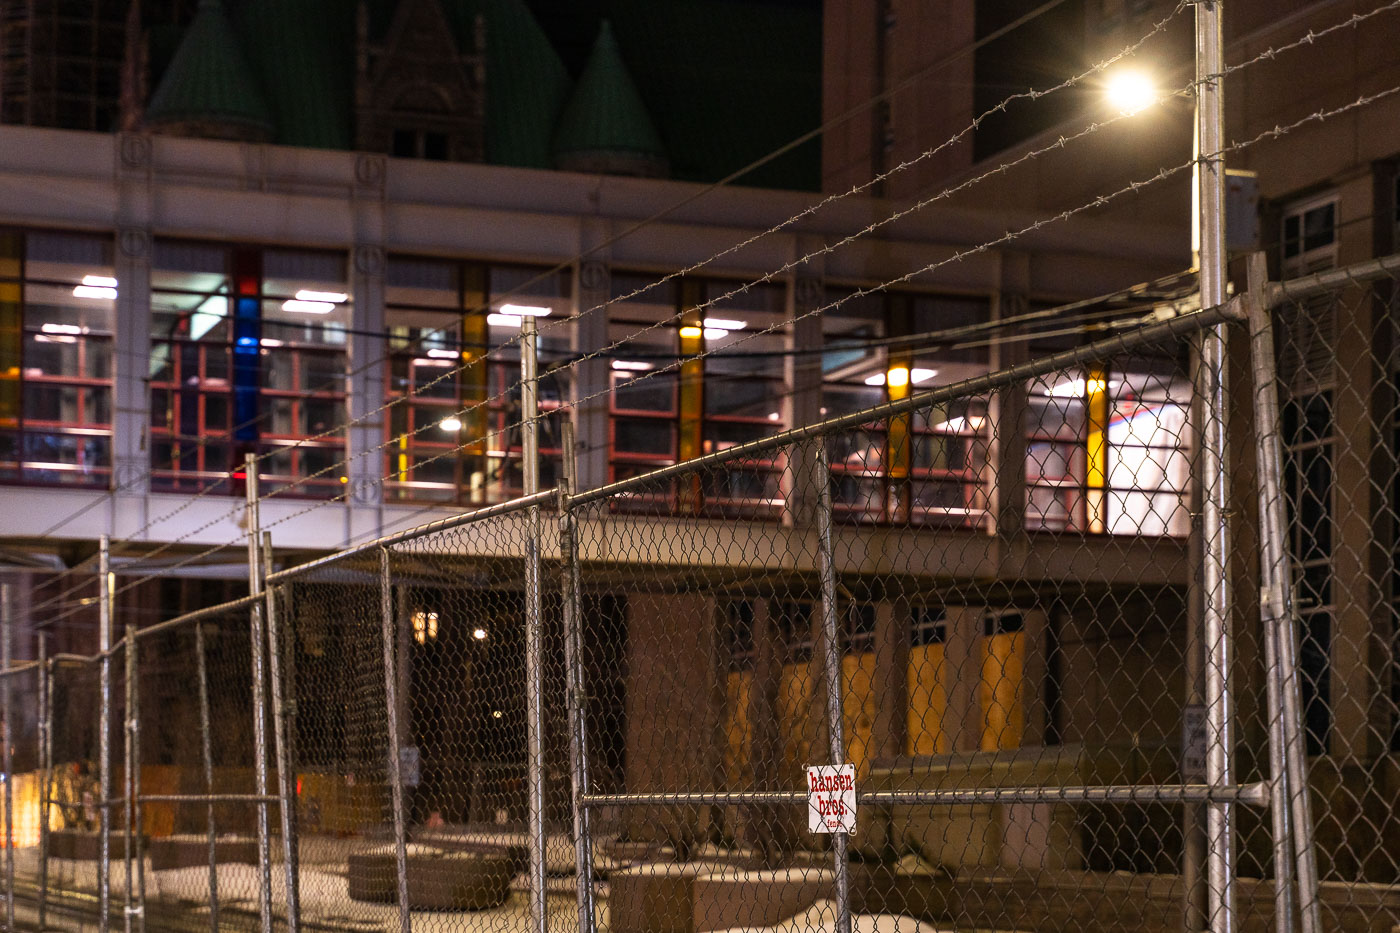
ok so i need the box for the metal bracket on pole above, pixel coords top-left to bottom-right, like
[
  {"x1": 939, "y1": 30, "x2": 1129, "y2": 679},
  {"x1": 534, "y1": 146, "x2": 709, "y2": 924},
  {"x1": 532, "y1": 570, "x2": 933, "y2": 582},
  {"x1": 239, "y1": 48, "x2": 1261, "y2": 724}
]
[
  {"x1": 815, "y1": 443, "x2": 852, "y2": 933},
  {"x1": 245, "y1": 455, "x2": 274, "y2": 933},
  {"x1": 1242, "y1": 252, "x2": 1322, "y2": 933},
  {"x1": 520, "y1": 314, "x2": 548, "y2": 933},
  {"x1": 559, "y1": 418, "x2": 598, "y2": 933}
]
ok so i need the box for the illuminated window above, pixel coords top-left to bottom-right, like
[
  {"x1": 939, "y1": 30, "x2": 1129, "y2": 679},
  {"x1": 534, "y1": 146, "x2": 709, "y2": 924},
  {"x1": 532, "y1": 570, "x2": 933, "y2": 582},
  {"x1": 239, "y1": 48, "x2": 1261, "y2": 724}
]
[
  {"x1": 0, "y1": 229, "x2": 114, "y2": 487},
  {"x1": 606, "y1": 274, "x2": 788, "y2": 518},
  {"x1": 1025, "y1": 359, "x2": 1191, "y2": 535},
  {"x1": 821, "y1": 288, "x2": 991, "y2": 527},
  {"x1": 412, "y1": 610, "x2": 439, "y2": 644},
  {"x1": 383, "y1": 257, "x2": 569, "y2": 505},
  {"x1": 150, "y1": 243, "x2": 349, "y2": 496}
]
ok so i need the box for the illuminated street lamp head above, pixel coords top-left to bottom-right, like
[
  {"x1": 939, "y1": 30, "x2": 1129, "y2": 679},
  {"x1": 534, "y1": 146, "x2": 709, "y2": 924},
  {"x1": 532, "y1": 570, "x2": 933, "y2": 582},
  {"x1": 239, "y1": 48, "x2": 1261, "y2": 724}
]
[{"x1": 1105, "y1": 69, "x2": 1156, "y2": 115}]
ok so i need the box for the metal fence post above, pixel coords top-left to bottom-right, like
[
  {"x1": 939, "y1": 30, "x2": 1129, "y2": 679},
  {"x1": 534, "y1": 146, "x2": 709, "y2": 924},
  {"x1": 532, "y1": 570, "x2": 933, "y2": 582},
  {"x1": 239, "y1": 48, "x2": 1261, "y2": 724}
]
[
  {"x1": 194, "y1": 619, "x2": 219, "y2": 933},
  {"x1": 379, "y1": 547, "x2": 411, "y2": 933},
  {"x1": 1196, "y1": 2, "x2": 1235, "y2": 931},
  {"x1": 244, "y1": 454, "x2": 274, "y2": 933},
  {"x1": 2, "y1": 582, "x2": 13, "y2": 933},
  {"x1": 815, "y1": 443, "x2": 851, "y2": 933},
  {"x1": 124, "y1": 623, "x2": 147, "y2": 933},
  {"x1": 123, "y1": 624, "x2": 135, "y2": 933},
  {"x1": 1243, "y1": 252, "x2": 1322, "y2": 933},
  {"x1": 38, "y1": 638, "x2": 51, "y2": 931},
  {"x1": 262, "y1": 538, "x2": 301, "y2": 933},
  {"x1": 559, "y1": 418, "x2": 597, "y2": 933},
  {"x1": 519, "y1": 313, "x2": 548, "y2": 933},
  {"x1": 99, "y1": 535, "x2": 114, "y2": 933}
]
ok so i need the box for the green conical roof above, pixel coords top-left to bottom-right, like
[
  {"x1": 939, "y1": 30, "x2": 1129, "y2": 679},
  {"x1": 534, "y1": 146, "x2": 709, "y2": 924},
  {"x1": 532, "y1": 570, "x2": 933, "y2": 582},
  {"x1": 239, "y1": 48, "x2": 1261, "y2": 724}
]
[
  {"x1": 553, "y1": 20, "x2": 664, "y2": 161},
  {"x1": 145, "y1": 0, "x2": 275, "y2": 135},
  {"x1": 441, "y1": 0, "x2": 571, "y2": 169}
]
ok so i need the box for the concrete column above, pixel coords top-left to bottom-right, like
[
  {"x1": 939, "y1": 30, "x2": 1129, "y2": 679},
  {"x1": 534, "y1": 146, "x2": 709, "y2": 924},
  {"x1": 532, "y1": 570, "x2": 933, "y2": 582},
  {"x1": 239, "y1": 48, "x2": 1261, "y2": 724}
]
[
  {"x1": 943, "y1": 605, "x2": 983, "y2": 753},
  {"x1": 347, "y1": 154, "x2": 388, "y2": 544},
  {"x1": 623, "y1": 593, "x2": 722, "y2": 849},
  {"x1": 787, "y1": 238, "x2": 826, "y2": 529},
  {"x1": 871, "y1": 599, "x2": 908, "y2": 764},
  {"x1": 113, "y1": 134, "x2": 156, "y2": 534},
  {"x1": 991, "y1": 252, "x2": 1030, "y2": 544},
  {"x1": 575, "y1": 230, "x2": 610, "y2": 494}
]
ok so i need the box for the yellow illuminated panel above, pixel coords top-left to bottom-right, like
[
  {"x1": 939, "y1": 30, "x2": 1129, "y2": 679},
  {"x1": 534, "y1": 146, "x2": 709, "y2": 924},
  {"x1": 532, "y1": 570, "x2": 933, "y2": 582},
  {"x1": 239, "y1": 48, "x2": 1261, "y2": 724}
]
[
  {"x1": 841, "y1": 652, "x2": 877, "y2": 780},
  {"x1": 678, "y1": 280, "x2": 705, "y2": 511},
  {"x1": 778, "y1": 661, "x2": 816, "y2": 773},
  {"x1": 979, "y1": 630, "x2": 1026, "y2": 751},
  {"x1": 906, "y1": 642, "x2": 949, "y2": 755},
  {"x1": 723, "y1": 669, "x2": 753, "y2": 788},
  {"x1": 1085, "y1": 365, "x2": 1109, "y2": 533}
]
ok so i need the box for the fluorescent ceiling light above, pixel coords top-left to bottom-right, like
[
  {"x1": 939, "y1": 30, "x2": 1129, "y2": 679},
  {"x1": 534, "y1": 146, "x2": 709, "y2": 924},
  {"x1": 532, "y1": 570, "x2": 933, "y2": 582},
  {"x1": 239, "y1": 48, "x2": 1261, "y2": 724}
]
[
  {"x1": 412, "y1": 357, "x2": 453, "y2": 367},
  {"x1": 440, "y1": 417, "x2": 462, "y2": 432},
  {"x1": 487, "y1": 312, "x2": 522, "y2": 327},
  {"x1": 294, "y1": 289, "x2": 347, "y2": 303},
  {"x1": 703, "y1": 317, "x2": 745, "y2": 330},
  {"x1": 82, "y1": 275, "x2": 117, "y2": 288},
  {"x1": 41, "y1": 323, "x2": 83, "y2": 335},
  {"x1": 73, "y1": 285, "x2": 116, "y2": 300},
  {"x1": 426, "y1": 348, "x2": 458, "y2": 359},
  {"x1": 911, "y1": 368, "x2": 937, "y2": 385},
  {"x1": 499, "y1": 303, "x2": 550, "y2": 317},
  {"x1": 1045, "y1": 377, "x2": 1112, "y2": 398},
  {"x1": 703, "y1": 328, "x2": 729, "y2": 340},
  {"x1": 864, "y1": 373, "x2": 886, "y2": 386},
  {"x1": 260, "y1": 338, "x2": 284, "y2": 347},
  {"x1": 611, "y1": 360, "x2": 653, "y2": 371},
  {"x1": 282, "y1": 299, "x2": 335, "y2": 314},
  {"x1": 767, "y1": 412, "x2": 781, "y2": 422},
  {"x1": 936, "y1": 415, "x2": 986, "y2": 432},
  {"x1": 35, "y1": 334, "x2": 76, "y2": 344}
]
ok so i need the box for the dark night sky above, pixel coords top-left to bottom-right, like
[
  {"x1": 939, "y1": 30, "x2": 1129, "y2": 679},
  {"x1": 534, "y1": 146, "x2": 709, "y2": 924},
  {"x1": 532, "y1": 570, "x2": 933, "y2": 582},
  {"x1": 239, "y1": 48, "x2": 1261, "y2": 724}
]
[{"x1": 525, "y1": 0, "x2": 823, "y2": 76}]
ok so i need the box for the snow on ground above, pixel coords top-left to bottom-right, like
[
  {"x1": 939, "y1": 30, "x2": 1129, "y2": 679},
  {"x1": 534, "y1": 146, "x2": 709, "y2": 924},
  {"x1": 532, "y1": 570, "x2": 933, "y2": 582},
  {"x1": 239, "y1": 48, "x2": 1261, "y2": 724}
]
[{"x1": 711, "y1": 900, "x2": 949, "y2": 933}]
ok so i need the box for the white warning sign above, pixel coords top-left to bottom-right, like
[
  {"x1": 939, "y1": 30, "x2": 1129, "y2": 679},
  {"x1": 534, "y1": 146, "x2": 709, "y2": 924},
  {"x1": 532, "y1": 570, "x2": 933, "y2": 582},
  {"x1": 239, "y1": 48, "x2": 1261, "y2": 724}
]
[{"x1": 807, "y1": 764, "x2": 857, "y2": 834}]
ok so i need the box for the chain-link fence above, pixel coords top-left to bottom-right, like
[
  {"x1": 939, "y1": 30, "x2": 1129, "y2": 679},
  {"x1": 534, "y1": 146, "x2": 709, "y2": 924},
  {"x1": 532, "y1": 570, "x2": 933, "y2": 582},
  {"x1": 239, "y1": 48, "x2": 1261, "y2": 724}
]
[{"x1": 7, "y1": 254, "x2": 1400, "y2": 933}]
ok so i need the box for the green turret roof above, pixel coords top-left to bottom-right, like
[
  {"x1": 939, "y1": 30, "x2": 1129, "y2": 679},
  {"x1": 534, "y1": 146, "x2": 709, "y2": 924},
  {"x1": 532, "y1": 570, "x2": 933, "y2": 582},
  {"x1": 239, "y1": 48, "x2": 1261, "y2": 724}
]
[
  {"x1": 553, "y1": 20, "x2": 664, "y2": 162},
  {"x1": 145, "y1": 0, "x2": 275, "y2": 135}
]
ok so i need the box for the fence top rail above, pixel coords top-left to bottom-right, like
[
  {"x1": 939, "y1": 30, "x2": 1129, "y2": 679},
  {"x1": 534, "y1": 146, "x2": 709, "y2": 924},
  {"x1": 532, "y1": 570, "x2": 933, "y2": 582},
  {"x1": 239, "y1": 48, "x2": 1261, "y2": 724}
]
[
  {"x1": 133, "y1": 591, "x2": 264, "y2": 642},
  {"x1": 52, "y1": 650, "x2": 112, "y2": 666},
  {"x1": 569, "y1": 297, "x2": 1241, "y2": 508},
  {"x1": 1267, "y1": 251, "x2": 1400, "y2": 307},
  {"x1": 0, "y1": 659, "x2": 40, "y2": 678},
  {"x1": 264, "y1": 488, "x2": 557, "y2": 586}
]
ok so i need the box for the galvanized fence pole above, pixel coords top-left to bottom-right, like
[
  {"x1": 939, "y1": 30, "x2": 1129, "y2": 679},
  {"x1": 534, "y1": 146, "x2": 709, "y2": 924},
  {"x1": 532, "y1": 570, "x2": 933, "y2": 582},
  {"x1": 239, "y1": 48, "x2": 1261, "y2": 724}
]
[
  {"x1": 1243, "y1": 253, "x2": 1322, "y2": 933},
  {"x1": 244, "y1": 455, "x2": 274, "y2": 933},
  {"x1": 520, "y1": 314, "x2": 548, "y2": 933},
  {"x1": 379, "y1": 547, "x2": 410, "y2": 933},
  {"x1": 1, "y1": 582, "x2": 13, "y2": 933},
  {"x1": 815, "y1": 443, "x2": 851, "y2": 933},
  {"x1": 194, "y1": 618, "x2": 219, "y2": 933},
  {"x1": 1196, "y1": 1, "x2": 1235, "y2": 930},
  {"x1": 558, "y1": 418, "x2": 597, "y2": 933},
  {"x1": 125, "y1": 624, "x2": 148, "y2": 933},
  {"x1": 99, "y1": 535, "x2": 114, "y2": 933},
  {"x1": 262, "y1": 537, "x2": 301, "y2": 933},
  {"x1": 38, "y1": 639, "x2": 51, "y2": 931},
  {"x1": 122, "y1": 624, "x2": 135, "y2": 933}
]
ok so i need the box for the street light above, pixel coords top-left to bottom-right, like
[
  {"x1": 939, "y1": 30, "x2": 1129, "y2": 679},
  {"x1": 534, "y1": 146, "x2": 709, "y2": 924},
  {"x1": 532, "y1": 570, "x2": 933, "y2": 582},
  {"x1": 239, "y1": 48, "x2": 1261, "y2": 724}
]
[{"x1": 1105, "y1": 68, "x2": 1156, "y2": 115}]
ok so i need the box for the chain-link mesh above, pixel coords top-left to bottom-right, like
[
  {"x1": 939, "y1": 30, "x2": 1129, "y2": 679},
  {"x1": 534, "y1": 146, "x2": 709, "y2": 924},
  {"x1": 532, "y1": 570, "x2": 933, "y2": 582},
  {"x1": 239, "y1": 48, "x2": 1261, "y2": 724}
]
[
  {"x1": 1268, "y1": 269, "x2": 1400, "y2": 930},
  {"x1": 18, "y1": 260, "x2": 1400, "y2": 933}
]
